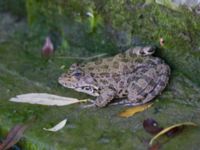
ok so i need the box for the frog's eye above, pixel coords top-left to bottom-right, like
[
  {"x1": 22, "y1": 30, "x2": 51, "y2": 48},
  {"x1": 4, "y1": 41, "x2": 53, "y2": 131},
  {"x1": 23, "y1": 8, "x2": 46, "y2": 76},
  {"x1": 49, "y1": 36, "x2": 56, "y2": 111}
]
[
  {"x1": 72, "y1": 69, "x2": 84, "y2": 78},
  {"x1": 73, "y1": 72, "x2": 82, "y2": 77}
]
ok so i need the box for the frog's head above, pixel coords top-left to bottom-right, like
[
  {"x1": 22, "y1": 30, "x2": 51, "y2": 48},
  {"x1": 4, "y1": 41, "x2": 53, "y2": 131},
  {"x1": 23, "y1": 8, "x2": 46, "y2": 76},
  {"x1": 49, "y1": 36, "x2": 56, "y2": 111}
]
[
  {"x1": 58, "y1": 63, "x2": 99, "y2": 96},
  {"x1": 132, "y1": 46, "x2": 156, "y2": 56}
]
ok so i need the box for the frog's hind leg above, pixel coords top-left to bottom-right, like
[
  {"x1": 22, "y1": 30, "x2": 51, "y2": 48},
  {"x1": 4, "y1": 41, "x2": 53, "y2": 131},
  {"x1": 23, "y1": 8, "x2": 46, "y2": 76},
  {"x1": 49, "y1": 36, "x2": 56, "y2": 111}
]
[
  {"x1": 124, "y1": 67, "x2": 158, "y2": 106},
  {"x1": 111, "y1": 99, "x2": 142, "y2": 106},
  {"x1": 137, "y1": 64, "x2": 170, "y2": 105},
  {"x1": 94, "y1": 87, "x2": 116, "y2": 107},
  {"x1": 123, "y1": 63, "x2": 170, "y2": 106}
]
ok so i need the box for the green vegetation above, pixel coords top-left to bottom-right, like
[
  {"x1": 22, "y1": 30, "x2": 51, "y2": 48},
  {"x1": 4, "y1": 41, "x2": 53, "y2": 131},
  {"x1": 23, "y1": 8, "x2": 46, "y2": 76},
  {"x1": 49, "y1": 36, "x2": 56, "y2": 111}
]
[{"x1": 0, "y1": 0, "x2": 200, "y2": 149}]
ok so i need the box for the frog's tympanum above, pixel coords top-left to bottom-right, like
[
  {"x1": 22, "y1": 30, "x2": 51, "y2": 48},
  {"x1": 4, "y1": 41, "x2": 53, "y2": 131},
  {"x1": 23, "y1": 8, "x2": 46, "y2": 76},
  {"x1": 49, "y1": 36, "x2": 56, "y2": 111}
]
[{"x1": 58, "y1": 46, "x2": 170, "y2": 107}]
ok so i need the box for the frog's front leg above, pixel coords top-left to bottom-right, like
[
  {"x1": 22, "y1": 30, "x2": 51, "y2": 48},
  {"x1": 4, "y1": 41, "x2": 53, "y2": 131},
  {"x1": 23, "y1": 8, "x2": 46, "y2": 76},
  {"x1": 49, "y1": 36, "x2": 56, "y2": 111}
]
[
  {"x1": 95, "y1": 87, "x2": 116, "y2": 107},
  {"x1": 81, "y1": 88, "x2": 116, "y2": 108}
]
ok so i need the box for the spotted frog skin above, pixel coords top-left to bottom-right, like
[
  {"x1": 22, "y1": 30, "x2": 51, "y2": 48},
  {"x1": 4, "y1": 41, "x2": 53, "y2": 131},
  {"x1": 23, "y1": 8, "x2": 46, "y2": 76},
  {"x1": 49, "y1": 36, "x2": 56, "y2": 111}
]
[{"x1": 58, "y1": 46, "x2": 170, "y2": 107}]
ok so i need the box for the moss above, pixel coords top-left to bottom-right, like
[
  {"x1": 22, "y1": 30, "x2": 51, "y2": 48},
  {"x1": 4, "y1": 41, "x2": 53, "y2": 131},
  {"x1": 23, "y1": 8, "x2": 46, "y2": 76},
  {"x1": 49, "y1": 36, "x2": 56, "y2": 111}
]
[
  {"x1": 0, "y1": 0, "x2": 26, "y2": 17},
  {"x1": 0, "y1": 0, "x2": 200, "y2": 149}
]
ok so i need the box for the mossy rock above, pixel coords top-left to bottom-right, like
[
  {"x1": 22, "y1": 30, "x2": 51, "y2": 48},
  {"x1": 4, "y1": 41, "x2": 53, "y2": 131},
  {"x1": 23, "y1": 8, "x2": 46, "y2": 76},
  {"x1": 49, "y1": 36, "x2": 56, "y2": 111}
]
[{"x1": 0, "y1": 1, "x2": 200, "y2": 149}]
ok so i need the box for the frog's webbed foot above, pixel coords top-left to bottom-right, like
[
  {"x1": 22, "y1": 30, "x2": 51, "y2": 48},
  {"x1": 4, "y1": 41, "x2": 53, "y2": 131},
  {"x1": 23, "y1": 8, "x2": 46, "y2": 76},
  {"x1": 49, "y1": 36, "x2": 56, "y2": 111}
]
[
  {"x1": 110, "y1": 99, "x2": 142, "y2": 106},
  {"x1": 81, "y1": 88, "x2": 116, "y2": 108},
  {"x1": 80, "y1": 99, "x2": 96, "y2": 109},
  {"x1": 94, "y1": 88, "x2": 116, "y2": 108},
  {"x1": 81, "y1": 103, "x2": 96, "y2": 108}
]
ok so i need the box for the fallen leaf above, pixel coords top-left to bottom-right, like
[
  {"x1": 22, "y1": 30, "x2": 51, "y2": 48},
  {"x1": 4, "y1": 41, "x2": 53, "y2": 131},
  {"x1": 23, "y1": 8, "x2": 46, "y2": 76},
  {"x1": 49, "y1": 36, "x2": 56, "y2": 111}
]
[
  {"x1": 43, "y1": 118, "x2": 67, "y2": 132},
  {"x1": 143, "y1": 118, "x2": 163, "y2": 135},
  {"x1": 149, "y1": 122, "x2": 197, "y2": 146},
  {"x1": 119, "y1": 103, "x2": 153, "y2": 118},
  {"x1": 165, "y1": 126, "x2": 184, "y2": 137},
  {"x1": 10, "y1": 93, "x2": 89, "y2": 106},
  {"x1": 148, "y1": 143, "x2": 161, "y2": 150},
  {"x1": 42, "y1": 36, "x2": 54, "y2": 58},
  {"x1": 0, "y1": 124, "x2": 27, "y2": 150}
]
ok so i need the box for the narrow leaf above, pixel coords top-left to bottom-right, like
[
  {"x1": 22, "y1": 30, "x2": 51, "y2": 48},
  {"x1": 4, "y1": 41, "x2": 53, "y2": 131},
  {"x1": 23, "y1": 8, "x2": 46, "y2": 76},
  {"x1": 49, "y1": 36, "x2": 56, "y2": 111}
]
[
  {"x1": 149, "y1": 122, "x2": 197, "y2": 146},
  {"x1": 43, "y1": 118, "x2": 67, "y2": 132},
  {"x1": 119, "y1": 103, "x2": 153, "y2": 118},
  {"x1": 10, "y1": 93, "x2": 82, "y2": 106},
  {"x1": 0, "y1": 124, "x2": 27, "y2": 150}
]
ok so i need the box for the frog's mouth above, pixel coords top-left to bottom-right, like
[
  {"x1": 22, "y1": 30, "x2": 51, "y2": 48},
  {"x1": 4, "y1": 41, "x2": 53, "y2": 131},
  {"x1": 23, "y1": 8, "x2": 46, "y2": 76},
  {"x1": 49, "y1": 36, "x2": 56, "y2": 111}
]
[
  {"x1": 75, "y1": 86, "x2": 99, "y2": 97},
  {"x1": 59, "y1": 80, "x2": 99, "y2": 96}
]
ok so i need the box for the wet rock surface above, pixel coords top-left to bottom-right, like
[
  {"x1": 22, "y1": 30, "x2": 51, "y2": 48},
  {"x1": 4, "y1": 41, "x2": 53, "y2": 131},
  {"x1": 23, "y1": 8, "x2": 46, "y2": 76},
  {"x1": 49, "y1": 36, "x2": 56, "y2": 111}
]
[{"x1": 0, "y1": 1, "x2": 200, "y2": 149}]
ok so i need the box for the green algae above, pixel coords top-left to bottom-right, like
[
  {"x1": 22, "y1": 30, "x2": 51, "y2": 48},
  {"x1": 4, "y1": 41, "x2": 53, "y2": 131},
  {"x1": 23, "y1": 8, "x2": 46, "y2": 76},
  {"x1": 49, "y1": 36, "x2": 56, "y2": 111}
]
[{"x1": 0, "y1": 0, "x2": 200, "y2": 149}]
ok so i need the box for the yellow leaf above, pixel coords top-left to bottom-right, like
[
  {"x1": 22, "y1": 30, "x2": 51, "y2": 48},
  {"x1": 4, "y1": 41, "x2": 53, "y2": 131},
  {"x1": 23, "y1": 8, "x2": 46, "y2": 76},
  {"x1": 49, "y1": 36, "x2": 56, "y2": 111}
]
[
  {"x1": 119, "y1": 103, "x2": 153, "y2": 118},
  {"x1": 149, "y1": 122, "x2": 198, "y2": 146}
]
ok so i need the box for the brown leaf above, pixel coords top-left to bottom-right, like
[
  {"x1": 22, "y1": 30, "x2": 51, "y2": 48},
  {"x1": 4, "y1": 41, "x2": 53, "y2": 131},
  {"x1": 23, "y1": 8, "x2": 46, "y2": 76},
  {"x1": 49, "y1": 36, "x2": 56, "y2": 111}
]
[
  {"x1": 42, "y1": 36, "x2": 54, "y2": 58},
  {"x1": 119, "y1": 103, "x2": 153, "y2": 118},
  {"x1": 143, "y1": 118, "x2": 163, "y2": 135},
  {"x1": 165, "y1": 126, "x2": 184, "y2": 137},
  {"x1": 0, "y1": 124, "x2": 27, "y2": 150},
  {"x1": 148, "y1": 143, "x2": 161, "y2": 150}
]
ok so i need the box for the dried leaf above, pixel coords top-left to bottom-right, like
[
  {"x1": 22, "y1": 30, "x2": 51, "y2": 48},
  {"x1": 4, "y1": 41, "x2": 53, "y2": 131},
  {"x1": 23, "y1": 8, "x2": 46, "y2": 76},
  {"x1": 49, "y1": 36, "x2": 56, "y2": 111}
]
[
  {"x1": 42, "y1": 36, "x2": 54, "y2": 58},
  {"x1": 0, "y1": 124, "x2": 27, "y2": 150},
  {"x1": 43, "y1": 118, "x2": 67, "y2": 132},
  {"x1": 10, "y1": 93, "x2": 88, "y2": 106},
  {"x1": 143, "y1": 118, "x2": 163, "y2": 135},
  {"x1": 165, "y1": 126, "x2": 184, "y2": 137},
  {"x1": 149, "y1": 122, "x2": 197, "y2": 146},
  {"x1": 148, "y1": 143, "x2": 161, "y2": 150},
  {"x1": 119, "y1": 103, "x2": 153, "y2": 118}
]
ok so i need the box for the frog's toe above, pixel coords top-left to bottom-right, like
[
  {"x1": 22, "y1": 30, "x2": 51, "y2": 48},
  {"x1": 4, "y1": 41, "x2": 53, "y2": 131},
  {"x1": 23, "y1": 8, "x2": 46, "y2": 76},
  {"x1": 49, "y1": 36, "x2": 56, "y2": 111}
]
[
  {"x1": 80, "y1": 99, "x2": 96, "y2": 109},
  {"x1": 87, "y1": 99, "x2": 95, "y2": 103},
  {"x1": 81, "y1": 103, "x2": 96, "y2": 109}
]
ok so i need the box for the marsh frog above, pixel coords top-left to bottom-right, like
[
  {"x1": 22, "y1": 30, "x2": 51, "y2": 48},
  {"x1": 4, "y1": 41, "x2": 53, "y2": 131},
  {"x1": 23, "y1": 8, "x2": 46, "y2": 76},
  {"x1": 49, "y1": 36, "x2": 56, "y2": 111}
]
[{"x1": 58, "y1": 46, "x2": 170, "y2": 107}]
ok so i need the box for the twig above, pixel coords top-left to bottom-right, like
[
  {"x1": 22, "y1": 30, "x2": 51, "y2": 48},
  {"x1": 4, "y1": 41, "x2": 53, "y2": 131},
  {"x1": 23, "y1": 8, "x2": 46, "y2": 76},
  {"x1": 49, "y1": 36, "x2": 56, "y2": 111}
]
[{"x1": 56, "y1": 53, "x2": 107, "y2": 60}]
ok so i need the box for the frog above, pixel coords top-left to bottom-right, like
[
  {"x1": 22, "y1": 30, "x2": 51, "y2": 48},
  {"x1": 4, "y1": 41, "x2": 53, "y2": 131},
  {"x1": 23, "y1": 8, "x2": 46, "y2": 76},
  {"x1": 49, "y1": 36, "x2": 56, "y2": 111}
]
[{"x1": 58, "y1": 46, "x2": 170, "y2": 107}]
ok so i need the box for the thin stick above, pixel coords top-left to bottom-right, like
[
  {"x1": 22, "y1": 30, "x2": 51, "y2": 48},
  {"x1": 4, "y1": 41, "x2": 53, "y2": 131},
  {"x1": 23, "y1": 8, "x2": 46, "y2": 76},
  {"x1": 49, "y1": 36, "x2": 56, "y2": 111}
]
[{"x1": 56, "y1": 53, "x2": 107, "y2": 60}]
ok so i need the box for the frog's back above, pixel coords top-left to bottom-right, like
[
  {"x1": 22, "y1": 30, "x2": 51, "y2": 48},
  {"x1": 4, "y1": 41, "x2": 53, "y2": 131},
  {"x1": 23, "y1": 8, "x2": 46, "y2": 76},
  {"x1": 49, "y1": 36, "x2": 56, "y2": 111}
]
[{"x1": 81, "y1": 51, "x2": 139, "y2": 74}]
